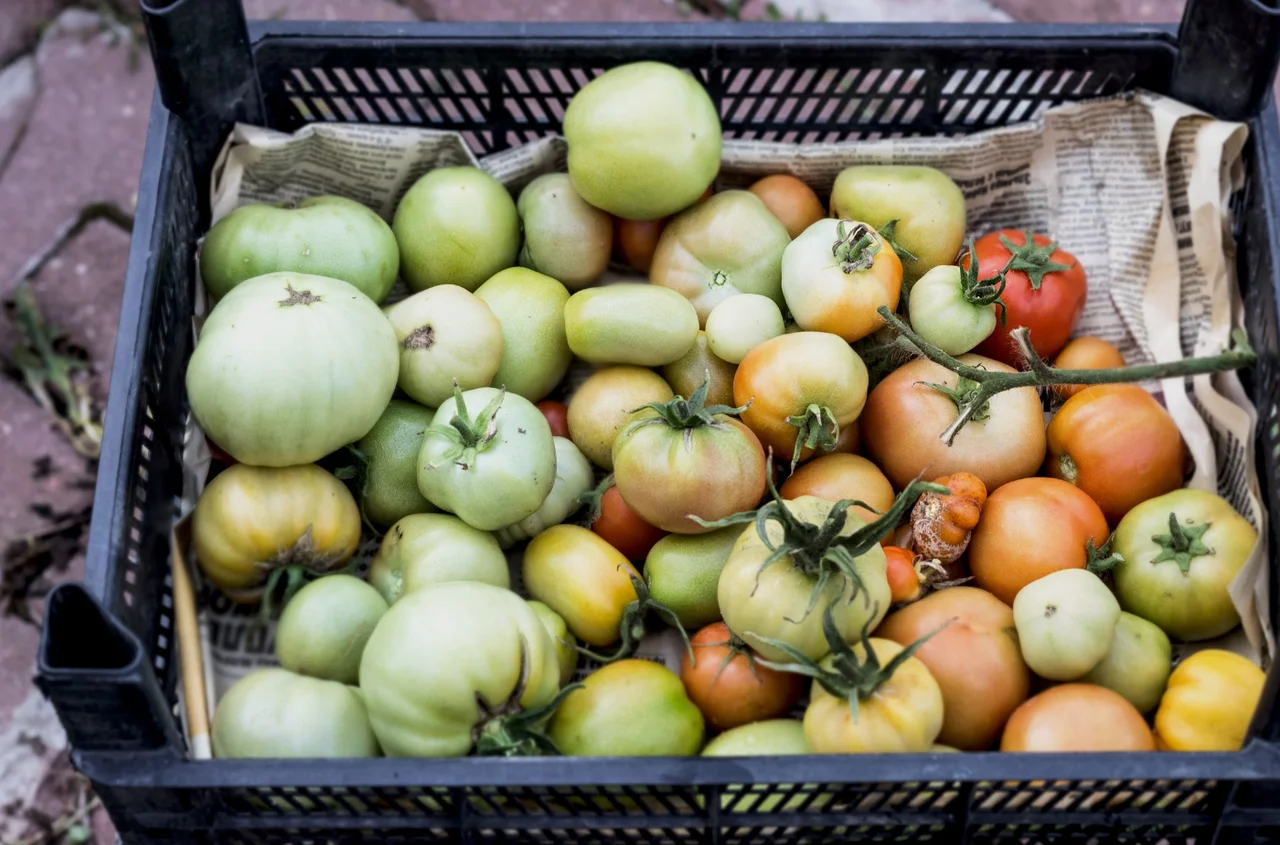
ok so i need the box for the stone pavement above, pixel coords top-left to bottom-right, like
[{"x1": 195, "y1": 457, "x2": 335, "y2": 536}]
[{"x1": 0, "y1": 0, "x2": 1193, "y2": 842}]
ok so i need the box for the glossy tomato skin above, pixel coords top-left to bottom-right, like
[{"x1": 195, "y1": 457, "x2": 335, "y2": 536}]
[
  {"x1": 1052, "y1": 336, "x2": 1125, "y2": 400},
  {"x1": 1046, "y1": 384, "x2": 1185, "y2": 525},
  {"x1": 1013, "y1": 569, "x2": 1120, "y2": 681},
  {"x1": 369, "y1": 513, "x2": 510, "y2": 605},
  {"x1": 968, "y1": 477, "x2": 1110, "y2": 606},
  {"x1": 680, "y1": 622, "x2": 804, "y2": 731},
  {"x1": 522, "y1": 525, "x2": 640, "y2": 647},
  {"x1": 1001, "y1": 684, "x2": 1155, "y2": 752},
  {"x1": 1155, "y1": 649, "x2": 1265, "y2": 751},
  {"x1": 779, "y1": 453, "x2": 895, "y2": 538},
  {"x1": 861, "y1": 354, "x2": 1046, "y2": 492},
  {"x1": 592, "y1": 486, "x2": 668, "y2": 560},
  {"x1": 748, "y1": 175, "x2": 825, "y2": 239},
  {"x1": 967, "y1": 230, "x2": 1086, "y2": 366},
  {"x1": 878, "y1": 586, "x2": 1030, "y2": 750},
  {"x1": 882, "y1": 546, "x2": 923, "y2": 603},
  {"x1": 615, "y1": 217, "x2": 667, "y2": 273},
  {"x1": 536, "y1": 401, "x2": 571, "y2": 438}
]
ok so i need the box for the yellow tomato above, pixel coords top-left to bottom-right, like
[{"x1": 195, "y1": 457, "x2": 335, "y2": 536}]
[
  {"x1": 1154, "y1": 649, "x2": 1265, "y2": 751},
  {"x1": 192, "y1": 464, "x2": 361, "y2": 595},
  {"x1": 522, "y1": 525, "x2": 640, "y2": 647}
]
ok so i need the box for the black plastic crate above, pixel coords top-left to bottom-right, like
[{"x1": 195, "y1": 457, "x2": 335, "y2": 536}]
[{"x1": 33, "y1": 0, "x2": 1280, "y2": 842}]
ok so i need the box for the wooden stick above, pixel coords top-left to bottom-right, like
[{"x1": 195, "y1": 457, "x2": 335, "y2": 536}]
[{"x1": 171, "y1": 519, "x2": 212, "y2": 760}]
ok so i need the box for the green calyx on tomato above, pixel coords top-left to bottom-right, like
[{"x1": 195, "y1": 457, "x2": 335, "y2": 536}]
[
  {"x1": 1149, "y1": 513, "x2": 1213, "y2": 573},
  {"x1": 693, "y1": 627, "x2": 765, "y2": 683},
  {"x1": 831, "y1": 221, "x2": 882, "y2": 273},
  {"x1": 574, "y1": 574, "x2": 691, "y2": 665},
  {"x1": 427, "y1": 383, "x2": 506, "y2": 470},
  {"x1": 992, "y1": 230, "x2": 1074, "y2": 291},
  {"x1": 785, "y1": 404, "x2": 840, "y2": 468},
  {"x1": 472, "y1": 658, "x2": 584, "y2": 757},
  {"x1": 876, "y1": 219, "x2": 919, "y2": 264},
  {"x1": 630, "y1": 373, "x2": 749, "y2": 431},
  {"x1": 922, "y1": 375, "x2": 991, "y2": 424},
  {"x1": 1085, "y1": 534, "x2": 1124, "y2": 574}
]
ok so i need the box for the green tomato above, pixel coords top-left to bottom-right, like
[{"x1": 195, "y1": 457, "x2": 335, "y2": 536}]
[
  {"x1": 474, "y1": 267, "x2": 572, "y2": 402},
  {"x1": 417, "y1": 387, "x2": 556, "y2": 530},
  {"x1": 644, "y1": 526, "x2": 742, "y2": 629},
  {"x1": 360, "y1": 582, "x2": 561, "y2": 756},
  {"x1": 393, "y1": 167, "x2": 519, "y2": 292},
  {"x1": 1080, "y1": 612, "x2": 1173, "y2": 713},
  {"x1": 186, "y1": 272, "x2": 398, "y2": 467},
  {"x1": 528, "y1": 599, "x2": 580, "y2": 685},
  {"x1": 356, "y1": 400, "x2": 436, "y2": 528},
  {"x1": 663, "y1": 331, "x2": 737, "y2": 408},
  {"x1": 907, "y1": 264, "x2": 997, "y2": 355},
  {"x1": 385, "y1": 285, "x2": 504, "y2": 408},
  {"x1": 1113, "y1": 488, "x2": 1258, "y2": 641},
  {"x1": 200, "y1": 196, "x2": 399, "y2": 302},
  {"x1": 704, "y1": 293, "x2": 785, "y2": 364},
  {"x1": 368, "y1": 512, "x2": 509, "y2": 604},
  {"x1": 702, "y1": 719, "x2": 809, "y2": 756},
  {"x1": 275, "y1": 575, "x2": 388, "y2": 684},
  {"x1": 548, "y1": 659, "x2": 704, "y2": 756},
  {"x1": 1013, "y1": 568, "x2": 1120, "y2": 680},
  {"x1": 563, "y1": 61, "x2": 720, "y2": 221},
  {"x1": 517, "y1": 173, "x2": 612, "y2": 291},
  {"x1": 564, "y1": 283, "x2": 699, "y2": 367},
  {"x1": 829, "y1": 165, "x2": 966, "y2": 282},
  {"x1": 211, "y1": 668, "x2": 379, "y2": 758},
  {"x1": 494, "y1": 437, "x2": 595, "y2": 549}
]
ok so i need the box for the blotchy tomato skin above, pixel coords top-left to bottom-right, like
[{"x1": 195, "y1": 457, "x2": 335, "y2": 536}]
[
  {"x1": 782, "y1": 220, "x2": 904, "y2": 343},
  {"x1": 680, "y1": 623, "x2": 804, "y2": 731},
  {"x1": 1001, "y1": 684, "x2": 1155, "y2": 752}
]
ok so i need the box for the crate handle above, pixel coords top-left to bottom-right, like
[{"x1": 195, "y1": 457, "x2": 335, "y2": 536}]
[{"x1": 1173, "y1": 0, "x2": 1280, "y2": 121}]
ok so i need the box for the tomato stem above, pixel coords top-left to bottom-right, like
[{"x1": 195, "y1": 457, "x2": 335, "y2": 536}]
[
  {"x1": 831, "y1": 220, "x2": 881, "y2": 274},
  {"x1": 997, "y1": 230, "x2": 1074, "y2": 291},
  {"x1": 784, "y1": 403, "x2": 839, "y2": 469},
  {"x1": 573, "y1": 575, "x2": 693, "y2": 665},
  {"x1": 1150, "y1": 512, "x2": 1213, "y2": 573},
  {"x1": 428, "y1": 382, "x2": 506, "y2": 469},
  {"x1": 473, "y1": 642, "x2": 582, "y2": 757},
  {"x1": 577, "y1": 473, "x2": 615, "y2": 524},
  {"x1": 630, "y1": 373, "x2": 748, "y2": 431},
  {"x1": 877, "y1": 219, "x2": 919, "y2": 264},
  {"x1": 1085, "y1": 534, "x2": 1125, "y2": 575},
  {"x1": 875, "y1": 306, "x2": 1256, "y2": 445}
]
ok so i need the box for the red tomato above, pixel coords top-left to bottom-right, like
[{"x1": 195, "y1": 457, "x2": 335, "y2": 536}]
[
  {"x1": 535, "y1": 400, "x2": 571, "y2": 438},
  {"x1": 591, "y1": 486, "x2": 667, "y2": 560},
  {"x1": 963, "y1": 230, "x2": 1087, "y2": 367},
  {"x1": 680, "y1": 622, "x2": 803, "y2": 731}
]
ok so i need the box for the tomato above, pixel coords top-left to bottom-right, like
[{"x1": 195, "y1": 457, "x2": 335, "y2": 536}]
[
  {"x1": 564, "y1": 61, "x2": 720, "y2": 221},
  {"x1": 355, "y1": 400, "x2": 436, "y2": 528},
  {"x1": 1013, "y1": 568, "x2": 1120, "y2": 680},
  {"x1": 1052, "y1": 335, "x2": 1125, "y2": 400},
  {"x1": 613, "y1": 387, "x2": 767, "y2": 534},
  {"x1": 536, "y1": 401, "x2": 571, "y2": 438},
  {"x1": 592, "y1": 486, "x2": 668, "y2": 560},
  {"x1": 385, "y1": 284, "x2": 503, "y2": 408},
  {"x1": 201, "y1": 196, "x2": 399, "y2": 303},
  {"x1": 528, "y1": 600, "x2": 580, "y2": 686},
  {"x1": 1046, "y1": 385, "x2": 1185, "y2": 525},
  {"x1": 882, "y1": 546, "x2": 925, "y2": 604},
  {"x1": 1112, "y1": 489, "x2": 1258, "y2": 641},
  {"x1": 615, "y1": 217, "x2": 667, "y2": 273},
  {"x1": 568, "y1": 366, "x2": 674, "y2": 470},
  {"x1": 735, "y1": 332, "x2": 868, "y2": 466},
  {"x1": 878, "y1": 586, "x2": 1030, "y2": 750},
  {"x1": 1080, "y1": 612, "x2": 1172, "y2": 714},
  {"x1": 417, "y1": 386, "x2": 555, "y2": 530},
  {"x1": 829, "y1": 165, "x2": 966, "y2": 283},
  {"x1": 212, "y1": 668, "x2": 380, "y2": 758},
  {"x1": 393, "y1": 166, "x2": 519, "y2": 292},
  {"x1": 663, "y1": 331, "x2": 737, "y2": 408},
  {"x1": 565, "y1": 283, "x2": 699, "y2": 366},
  {"x1": 1154, "y1": 649, "x2": 1265, "y2": 751},
  {"x1": 549, "y1": 659, "x2": 705, "y2": 755},
  {"x1": 907, "y1": 263, "x2": 997, "y2": 355},
  {"x1": 192, "y1": 463, "x2": 361, "y2": 596},
  {"x1": 517, "y1": 172, "x2": 612, "y2": 290},
  {"x1": 522, "y1": 524, "x2": 640, "y2": 647},
  {"x1": 680, "y1": 622, "x2": 804, "y2": 731},
  {"x1": 782, "y1": 219, "x2": 903, "y2": 343},
  {"x1": 651, "y1": 191, "x2": 791, "y2": 325},
  {"x1": 705, "y1": 293, "x2": 785, "y2": 364},
  {"x1": 495, "y1": 437, "x2": 594, "y2": 549},
  {"x1": 968, "y1": 477, "x2": 1109, "y2": 606},
  {"x1": 360, "y1": 582, "x2": 562, "y2": 756},
  {"x1": 779, "y1": 453, "x2": 895, "y2": 535},
  {"x1": 369, "y1": 512, "x2": 510, "y2": 604},
  {"x1": 861, "y1": 354, "x2": 1046, "y2": 492},
  {"x1": 474, "y1": 267, "x2": 571, "y2": 403},
  {"x1": 748, "y1": 175, "x2": 825, "y2": 239},
  {"x1": 186, "y1": 272, "x2": 398, "y2": 467},
  {"x1": 910, "y1": 472, "x2": 987, "y2": 564},
  {"x1": 275, "y1": 575, "x2": 387, "y2": 684},
  {"x1": 645, "y1": 527, "x2": 742, "y2": 629},
  {"x1": 1001, "y1": 684, "x2": 1155, "y2": 752},
  {"x1": 702, "y1": 719, "x2": 808, "y2": 756},
  {"x1": 966, "y1": 230, "x2": 1087, "y2": 366}
]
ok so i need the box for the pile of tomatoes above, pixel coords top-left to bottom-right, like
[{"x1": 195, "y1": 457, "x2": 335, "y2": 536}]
[{"x1": 189, "y1": 60, "x2": 1265, "y2": 762}]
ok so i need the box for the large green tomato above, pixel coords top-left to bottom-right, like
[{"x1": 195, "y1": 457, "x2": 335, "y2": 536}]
[
  {"x1": 359, "y1": 582, "x2": 561, "y2": 757},
  {"x1": 186, "y1": 272, "x2": 398, "y2": 466},
  {"x1": 368, "y1": 512, "x2": 509, "y2": 604},
  {"x1": 563, "y1": 61, "x2": 720, "y2": 221},
  {"x1": 517, "y1": 173, "x2": 612, "y2": 291},
  {"x1": 527, "y1": 599, "x2": 579, "y2": 685},
  {"x1": 417, "y1": 387, "x2": 556, "y2": 529},
  {"x1": 1013, "y1": 568, "x2": 1120, "y2": 680},
  {"x1": 702, "y1": 720, "x2": 820, "y2": 812},
  {"x1": 644, "y1": 527, "x2": 742, "y2": 629},
  {"x1": 564, "y1": 283, "x2": 699, "y2": 366},
  {"x1": 276, "y1": 574, "x2": 387, "y2": 684},
  {"x1": 1081, "y1": 612, "x2": 1173, "y2": 713},
  {"x1": 393, "y1": 167, "x2": 520, "y2": 292},
  {"x1": 385, "y1": 285, "x2": 504, "y2": 408},
  {"x1": 200, "y1": 196, "x2": 399, "y2": 302},
  {"x1": 494, "y1": 437, "x2": 595, "y2": 549},
  {"x1": 356, "y1": 400, "x2": 436, "y2": 528},
  {"x1": 907, "y1": 263, "x2": 998, "y2": 355},
  {"x1": 1113, "y1": 488, "x2": 1258, "y2": 641},
  {"x1": 211, "y1": 668, "x2": 379, "y2": 758},
  {"x1": 474, "y1": 268, "x2": 572, "y2": 402}
]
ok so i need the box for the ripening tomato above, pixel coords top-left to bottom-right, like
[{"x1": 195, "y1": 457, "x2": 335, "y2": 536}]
[
  {"x1": 592, "y1": 486, "x2": 668, "y2": 560},
  {"x1": 680, "y1": 622, "x2": 804, "y2": 731},
  {"x1": 965, "y1": 230, "x2": 1087, "y2": 366},
  {"x1": 778, "y1": 453, "x2": 895, "y2": 538},
  {"x1": 748, "y1": 175, "x2": 825, "y2": 239},
  {"x1": 882, "y1": 546, "x2": 925, "y2": 604},
  {"x1": 536, "y1": 400, "x2": 571, "y2": 438},
  {"x1": 614, "y1": 188, "x2": 713, "y2": 273},
  {"x1": 1051, "y1": 336, "x2": 1125, "y2": 400},
  {"x1": 1001, "y1": 684, "x2": 1155, "y2": 752}
]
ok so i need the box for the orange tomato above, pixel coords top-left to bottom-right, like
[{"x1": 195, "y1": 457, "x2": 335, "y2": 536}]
[
  {"x1": 680, "y1": 622, "x2": 804, "y2": 731},
  {"x1": 535, "y1": 400, "x2": 571, "y2": 438},
  {"x1": 878, "y1": 586, "x2": 1030, "y2": 750},
  {"x1": 747, "y1": 174, "x2": 825, "y2": 239},
  {"x1": 1052, "y1": 336, "x2": 1126, "y2": 400},
  {"x1": 778, "y1": 453, "x2": 894, "y2": 531},
  {"x1": 591, "y1": 486, "x2": 667, "y2": 561},
  {"x1": 615, "y1": 217, "x2": 667, "y2": 274},
  {"x1": 1001, "y1": 684, "x2": 1155, "y2": 752},
  {"x1": 910, "y1": 472, "x2": 987, "y2": 565},
  {"x1": 883, "y1": 546, "x2": 924, "y2": 604},
  {"x1": 1045, "y1": 384, "x2": 1185, "y2": 525},
  {"x1": 967, "y1": 477, "x2": 1109, "y2": 606}
]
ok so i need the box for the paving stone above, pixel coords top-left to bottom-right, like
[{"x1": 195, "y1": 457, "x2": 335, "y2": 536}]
[
  {"x1": 0, "y1": 0, "x2": 60, "y2": 64},
  {"x1": 0, "y1": 55, "x2": 37, "y2": 174}
]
